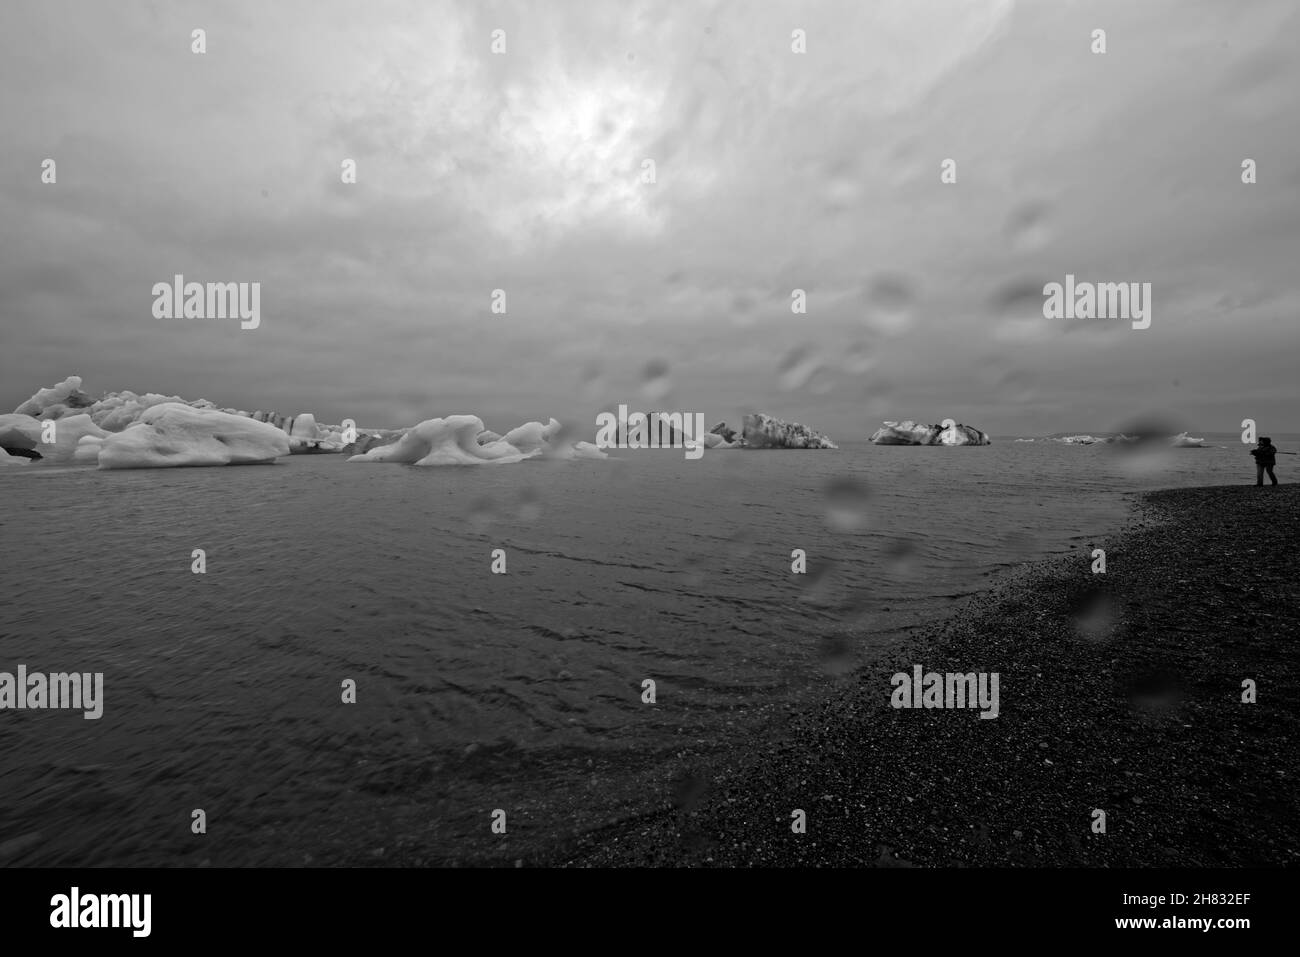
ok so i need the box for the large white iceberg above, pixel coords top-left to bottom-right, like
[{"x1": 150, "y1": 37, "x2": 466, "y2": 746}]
[
  {"x1": 90, "y1": 403, "x2": 290, "y2": 469},
  {"x1": 348, "y1": 415, "x2": 535, "y2": 466},
  {"x1": 37, "y1": 414, "x2": 109, "y2": 464},
  {"x1": 347, "y1": 415, "x2": 608, "y2": 466},
  {"x1": 869, "y1": 420, "x2": 991, "y2": 446},
  {"x1": 500, "y1": 418, "x2": 608, "y2": 460}
]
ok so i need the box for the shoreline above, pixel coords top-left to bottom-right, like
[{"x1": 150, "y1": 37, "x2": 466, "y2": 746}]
[{"x1": 556, "y1": 484, "x2": 1299, "y2": 867}]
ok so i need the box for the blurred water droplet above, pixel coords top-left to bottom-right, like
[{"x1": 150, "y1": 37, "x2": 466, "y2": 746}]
[
  {"x1": 1005, "y1": 200, "x2": 1052, "y2": 252},
  {"x1": 728, "y1": 527, "x2": 755, "y2": 560},
  {"x1": 682, "y1": 553, "x2": 708, "y2": 588},
  {"x1": 998, "y1": 369, "x2": 1038, "y2": 403},
  {"x1": 818, "y1": 635, "x2": 856, "y2": 677},
  {"x1": 989, "y1": 280, "x2": 1053, "y2": 343},
  {"x1": 821, "y1": 176, "x2": 863, "y2": 214},
  {"x1": 806, "y1": 366, "x2": 836, "y2": 395},
  {"x1": 864, "y1": 275, "x2": 916, "y2": 336},
  {"x1": 1001, "y1": 528, "x2": 1040, "y2": 559},
  {"x1": 669, "y1": 768, "x2": 709, "y2": 813},
  {"x1": 842, "y1": 341, "x2": 876, "y2": 374},
  {"x1": 863, "y1": 377, "x2": 895, "y2": 418},
  {"x1": 731, "y1": 291, "x2": 756, "y2": 328},
  {"x1": 518, "y1": 488, "x2": 541, "y2": 523},
  {"x1": 469, "y1": 496, "x2": 496, "y2": 530},
  {"x1": 799, "y1": 557, "x2": 842, "y2": 606},
  {"x1": 1070, "y1": 587, "x2": 1114, "y2": 642},
  {"x1": 1105, "y1": 415, "x2": 1184, "y2": 477},
  {"x1": 825, "y1": 476, "x2": 871, "y2": 533},
  {"x1": 778, "y1": 346, "x2": 820, "y2": 391},
  {"x1": 579, "y1": 363, "x2": 606, "y2": 401},
  {"x1": 1125, "y1": 669, "x2": 1184, "y2": 713},
  {"x1": 883, "y1": 539, "x2": 918, "y2": 578},
  {"x1": 640, "y1": 359, "x2": 672, "y2": 403}
]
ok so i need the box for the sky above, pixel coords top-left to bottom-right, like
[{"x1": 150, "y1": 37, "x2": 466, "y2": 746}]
[{"x1": 1, "y1": 0, "x2": 1297, "y2": 437}]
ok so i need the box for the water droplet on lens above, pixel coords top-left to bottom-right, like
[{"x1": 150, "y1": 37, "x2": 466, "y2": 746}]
[
  {"x1": 641, "y1": 359, "x2": 672, "y2": 403},
  {"x1": 682, "y1": 553, "x2": 708, "y2": 588},
  {"x1": 731, "y1": 292, "x2": 756, "y2": 328},
  {"x1": 989, "y1": 280, "x2": 1053, "y2": 343},
  {"x1": 518, "y1": 487, "x2": 541, "y2": 522},
  {"x1": 579, "y1": 363, "x2": 606, "y2": 401},
  {"x1": 862, "y1": 377, "x2": 895, "y2": 418},
  {"x1": 469, "y1": 496, "x2": 496, "y2": 530},
  {"x1": 1001, "y1": 528, "x2": 1040, "y2": 560},
  {"x1": 670, "y1": 769, "x2": 709, "y2": 813},
  {"x1": 1005, "y1": 200, "x2": 1052, "y2": 252},
  {"x1": 864, "y1": 275, "x2": 915, "y2": 336},
  {"x1": 728, "y1": 527, "x2": 755, "y2": 559},
  {"x1": 1069, "y1": 587, "x2": 1114, "y2": 642},
  {"x1": 825, "y1": 476, "x2": 871, "y2": 533},
  {"x1": 1125, "y1": 670, "x2": 1184, "y2": 713},
  {"x1": 806, "y1": 367, "x2": 835, "y2": 395},
  {"x1": 997, "y1": 369, "x2": 1038, "y2": 403},
  {"x1": 818, "y1": 635, "x2": 856, "y2": 677},
  {"x1": 883, "y1": 539, "x2": 918, "y2": 578},
  {"x1": 778, "y1": 346, "x2": 820, "y2": 391},
  {"x1": 800, "y1": 557, "x2": 842, "y2": 606},
  {"x1": 842, "y1": 342, "x2": 876, "y2": 374}
]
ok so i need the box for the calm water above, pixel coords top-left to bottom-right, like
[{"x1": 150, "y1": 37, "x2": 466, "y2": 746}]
[{"x1": 0, "y1": 433, "x2": 1289, "y2": 865}]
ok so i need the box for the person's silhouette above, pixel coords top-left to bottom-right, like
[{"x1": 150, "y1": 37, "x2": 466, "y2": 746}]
[{"x1": 1251, "y1": 437, "x2": 1279, "y2": 486}]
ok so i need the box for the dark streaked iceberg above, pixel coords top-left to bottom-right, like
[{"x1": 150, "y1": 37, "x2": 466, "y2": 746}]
[
  {"x1": 742, "y1": 413, "x2": 838, "y2": 449},
  {"x1": 870, "y1": 421, "x2": 991, "y2": 446}
]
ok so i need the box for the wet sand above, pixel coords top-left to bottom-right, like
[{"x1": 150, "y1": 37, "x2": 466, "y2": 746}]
[{"x1": 561, "y1": 484, "x2": 1300, "y2": 866}]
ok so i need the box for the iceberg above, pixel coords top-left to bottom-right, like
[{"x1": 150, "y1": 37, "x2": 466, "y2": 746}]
[
  {"x1": 1169, "y1": 432, "x2": 1206, "y2": 448},
  {"x1": 869, "y1": 421, "x2": 991, "y2": 446},
  {"x1": 285, "y1": 413, "x2": 340, "y2": 453},
  {"x1": 709, "y1": 421, "x2": 738, "y2": 445},
  {"x1": 93, "y1": 403, "x2": 291, "y2": 469},
  {"x1": 0, "y1": 412, "x2": 108, "y2": 464},
  {"x1": 34, "y1": 414, "x2": 109, "y2": 465},
  {"x1": 347, "y1": 415, "x2": 609, "y2": 465},
  {"x1": 742, "y1": 413, "x2": 838, "y2": 449},
  {"x1": 14, "y1": 375, "x2": 95, "y2": 419},
  {"x1": 348, "y1": 415, "x2": 535, "y2": 466},
  {"x1": 340, "y1": 430, "x2": 404, "y2": 456},
  {"x1": 500, "y1": 418, "x2": 608, "y2": 460},
  {"x1": 0, "y1": 446, "x2": 33, "y2": 467},
  {"x1": 0, "y1": 413, "x2": 43, "y2": 453}
]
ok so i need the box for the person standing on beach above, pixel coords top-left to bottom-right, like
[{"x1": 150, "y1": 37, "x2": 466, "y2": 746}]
[{"x1": 1251, "y1": 437, "x2": 1279, "y2": 486}]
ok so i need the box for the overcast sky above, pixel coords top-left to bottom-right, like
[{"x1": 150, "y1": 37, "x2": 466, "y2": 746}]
[{"x1": 2, "y1": 0, "x2": 1297, "y2": 436}]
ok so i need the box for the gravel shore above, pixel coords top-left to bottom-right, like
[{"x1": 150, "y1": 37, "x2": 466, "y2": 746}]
[{"x1": 563, "y1": 484, "x2": 1300, "y2": 866}]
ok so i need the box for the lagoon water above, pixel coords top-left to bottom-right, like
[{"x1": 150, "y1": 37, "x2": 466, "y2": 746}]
[{"x1": 0, "y1": 433, "x2": 1289, "y2": 864}]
